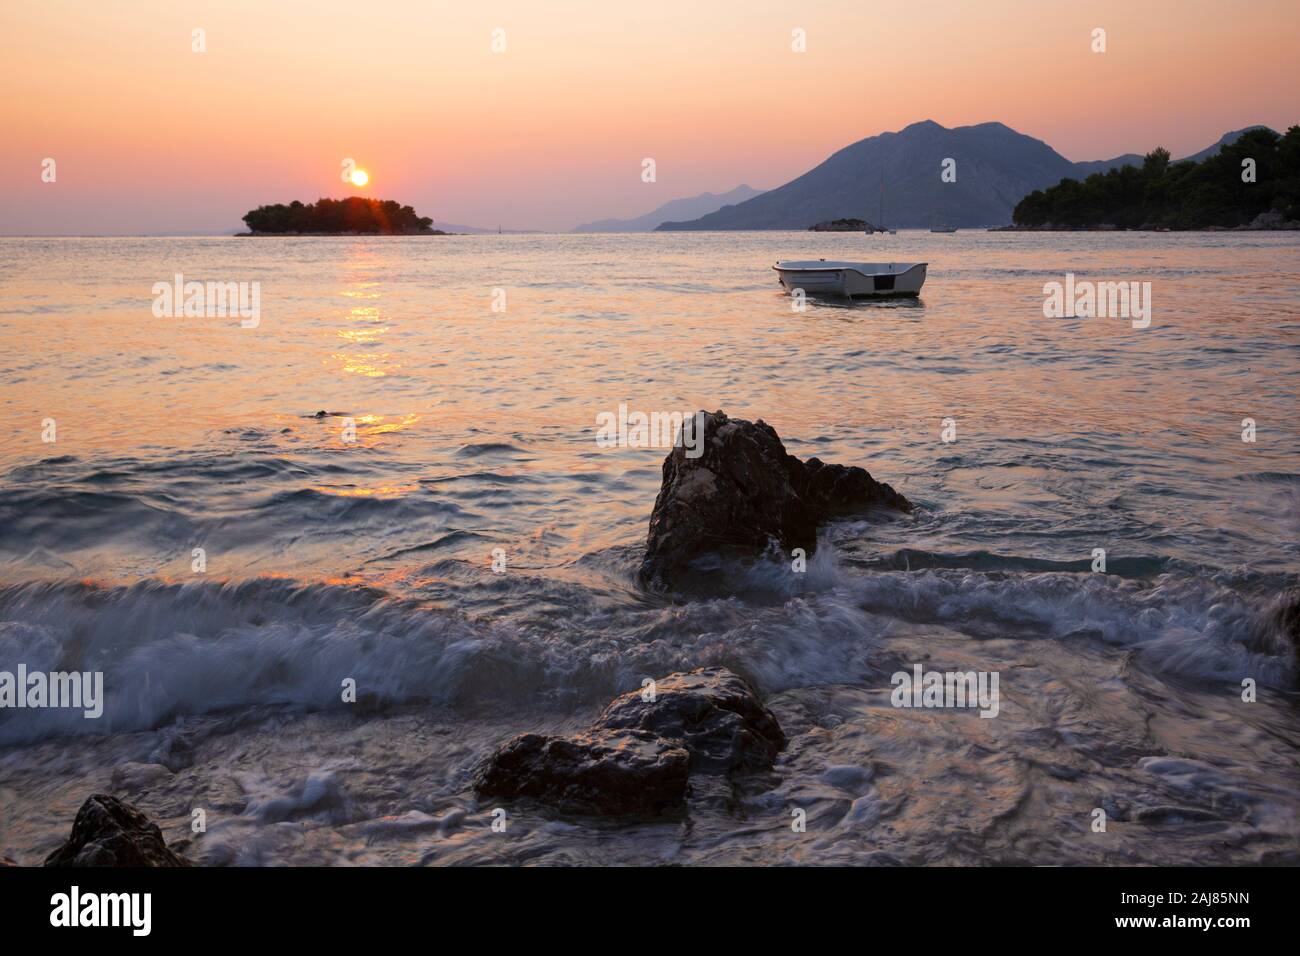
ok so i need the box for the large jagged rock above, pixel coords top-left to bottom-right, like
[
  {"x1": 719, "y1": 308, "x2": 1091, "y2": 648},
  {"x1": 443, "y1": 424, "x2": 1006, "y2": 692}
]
[
  {"x1": 638, "y1": 410, "x2": 911, "y2": 588},
  {"x1": 475, "y1": 667, "x2": 784, "y2": 815},
  {"x1": 474, "y1": 729, "x2": 690, "y2": 816},
  {"x1": 44, "y1": 794, "x2": 191, "y2": 867},
  {"x1": 596, "y1": 667, "x2": 784, "y2": 773}
]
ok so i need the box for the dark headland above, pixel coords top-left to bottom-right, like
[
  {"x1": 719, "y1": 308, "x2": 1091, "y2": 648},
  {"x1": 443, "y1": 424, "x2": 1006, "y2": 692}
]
[{"x1": 1011, "y1": 126, "x2": 1300, "y2": 231}]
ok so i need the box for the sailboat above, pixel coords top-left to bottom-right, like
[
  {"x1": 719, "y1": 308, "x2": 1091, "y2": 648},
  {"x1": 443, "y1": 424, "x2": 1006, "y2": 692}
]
[{"x1": 869, "y1": 169, "x2": 897, "y2": 234}]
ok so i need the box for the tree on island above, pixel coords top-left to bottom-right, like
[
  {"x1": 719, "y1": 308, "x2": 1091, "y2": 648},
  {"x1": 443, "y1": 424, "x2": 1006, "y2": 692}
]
[
  {"x1": 241, "y1": 197, "x2": 440, "y2": 234},
  {"x1": 1013, "y1": 126, "x2": 1300, "y2": 229}
]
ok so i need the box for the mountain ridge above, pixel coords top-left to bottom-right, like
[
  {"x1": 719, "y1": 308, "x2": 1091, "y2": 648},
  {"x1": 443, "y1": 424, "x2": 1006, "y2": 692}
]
[
  {"x1": 656, "y1": 121, "x2": 1277, "y2": 230},
  {"x1": 573, "y1": 185, "x2": 765, "y2": 232}
]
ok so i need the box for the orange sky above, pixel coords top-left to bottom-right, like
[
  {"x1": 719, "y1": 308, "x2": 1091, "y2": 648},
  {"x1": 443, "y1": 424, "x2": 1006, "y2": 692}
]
[{"x1": 2, "y1": 0, "x2": 1297, "y2": 233}]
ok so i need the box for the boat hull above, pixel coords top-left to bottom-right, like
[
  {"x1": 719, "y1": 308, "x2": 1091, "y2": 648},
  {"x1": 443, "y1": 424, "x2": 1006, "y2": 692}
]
[{"x1": 773, "y1": 261, "x2": 927, "y2": 298}]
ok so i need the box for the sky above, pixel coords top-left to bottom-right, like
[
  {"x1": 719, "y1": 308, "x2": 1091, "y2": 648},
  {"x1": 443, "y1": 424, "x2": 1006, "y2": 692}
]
[{"x1": 2, "y1": 0, "x2": 1298, "y2": 234}]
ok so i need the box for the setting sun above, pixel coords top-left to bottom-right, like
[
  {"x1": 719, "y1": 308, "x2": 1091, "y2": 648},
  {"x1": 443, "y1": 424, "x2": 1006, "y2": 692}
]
[{"x1": 350, "y1": 169, "x2": 369, "y2": 187}]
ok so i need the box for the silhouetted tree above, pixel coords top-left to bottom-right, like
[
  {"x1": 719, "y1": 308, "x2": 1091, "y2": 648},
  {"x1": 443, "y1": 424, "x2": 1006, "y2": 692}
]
[
  {"x1": 1013, "y1": 127, "x2": 1299, "y2": 228},
  {"x1": 241, "y1": 197, "x2": 439, "y2": 234}
]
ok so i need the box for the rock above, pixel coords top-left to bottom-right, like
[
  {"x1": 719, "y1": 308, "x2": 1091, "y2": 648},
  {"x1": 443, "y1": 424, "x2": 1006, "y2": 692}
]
[
  {"x1": 1251, "y1": 588, "x2": 1300, "y2": 673},
  {"x1": 1248, "y1": 210, "x2": 1285, "y2": 229},
  {"x1": 44, "y1": 794, "x2": 192, "y2": 867},
  {"x1": 821, "y1": 764, "x2": 874, "y2": 792},
  {"x1": 638, "y1": 410, "x2": 911, "y2": 588},
  {"x1": 474, "y1": 729, "x2": 690, "y2": 816},
  {"x1": 596, "y1": 667, "x2": 784, "y2": 773},
  {"x1": 148, "y1": 727, "x2": 195, "y2": 772},
  {"x1": 475, "y1": 666, "x2": 785, "y2": 815},
  {"x1": 809, "y1": 218, "x2": 874, "y2": 232}
]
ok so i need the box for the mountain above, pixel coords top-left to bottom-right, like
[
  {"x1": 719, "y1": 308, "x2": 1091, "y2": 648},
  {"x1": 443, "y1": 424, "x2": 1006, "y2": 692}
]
[
  {"x1": 655, "y1": 121, "x2": 1280, "y2": 230},
  {"x1": 1178, "y1": 125, "x2": 1273, "y2": 164},
  {"x1": 1072, "y1": 154, "x2": 1144, "y2": 177},
  {"x1": 1077, "y1": 126, "x2": 1273, "y2": 176},
  {"x1": 574, "y1": 185, "x2": 764, "y2": 232}
]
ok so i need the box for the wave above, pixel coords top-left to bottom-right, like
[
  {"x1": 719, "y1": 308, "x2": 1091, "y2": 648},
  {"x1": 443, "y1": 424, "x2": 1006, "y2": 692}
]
[{"x1": 0, "y1": 548, "x2": 1294, "y2": 745}]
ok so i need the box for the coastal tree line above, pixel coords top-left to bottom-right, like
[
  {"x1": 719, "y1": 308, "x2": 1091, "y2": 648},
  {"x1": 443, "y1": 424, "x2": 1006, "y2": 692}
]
[{"x1": 1013, "y1": 126, "x2": 1300, "y2": 229}]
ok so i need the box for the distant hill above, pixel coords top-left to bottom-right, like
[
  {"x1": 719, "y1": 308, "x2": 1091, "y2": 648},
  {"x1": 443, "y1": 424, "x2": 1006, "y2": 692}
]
[
  {"x1": 1036, "y1": 126, "x2": 1273, "y2": 181},
  {"x1": 655, "y1": 121, "x2": 1280, "y2": 230},
  {"x1": 1072, "y1": 154, "x2": 1145, "y2": 177},
  {"x1": 1178, "y1": 125, "x2": 1274, "y2": 164},
  {"x1": 574, "y1": 185, "x2": 764, "y2": 232}
]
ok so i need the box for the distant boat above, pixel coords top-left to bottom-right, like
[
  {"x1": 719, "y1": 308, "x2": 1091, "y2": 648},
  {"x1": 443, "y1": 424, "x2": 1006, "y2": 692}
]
[
  {"x1": 931, "y1": 226, "x2": 957, "y2": 233},
  {"x1": 870, "y1": 170, "x2": 897, "y2": 234},
  {"x1": 774, "y1": 260, "x2": 927, "y2": 298}
]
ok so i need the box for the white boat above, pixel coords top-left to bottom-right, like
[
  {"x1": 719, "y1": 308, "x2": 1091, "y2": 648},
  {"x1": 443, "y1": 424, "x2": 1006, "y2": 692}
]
[{"x1": 774, "y1": 260, "x2": 927, "y2": 298}]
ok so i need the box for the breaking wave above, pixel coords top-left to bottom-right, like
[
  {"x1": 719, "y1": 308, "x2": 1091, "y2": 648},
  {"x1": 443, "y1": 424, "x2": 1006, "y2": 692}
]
[{"x1": 1, "y1": 546, "x2": 1293, "y2": 745}]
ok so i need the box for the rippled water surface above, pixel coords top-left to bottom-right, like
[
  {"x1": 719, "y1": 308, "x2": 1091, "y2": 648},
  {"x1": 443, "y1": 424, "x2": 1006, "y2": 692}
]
[{"x1": 1, "y1": 232, "x2": 1298, "y2": 865}]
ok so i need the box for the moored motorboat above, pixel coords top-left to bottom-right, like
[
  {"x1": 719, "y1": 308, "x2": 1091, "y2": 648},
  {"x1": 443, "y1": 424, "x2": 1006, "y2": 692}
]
[{"x1": 773, "y1": 260, "x2": 927, "y2": 297}]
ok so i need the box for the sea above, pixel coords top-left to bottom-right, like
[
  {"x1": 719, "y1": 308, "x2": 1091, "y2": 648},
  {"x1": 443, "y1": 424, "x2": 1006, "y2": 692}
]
[{"x1": 0, "y1": 230, "x2": 1297, "y2": 865}]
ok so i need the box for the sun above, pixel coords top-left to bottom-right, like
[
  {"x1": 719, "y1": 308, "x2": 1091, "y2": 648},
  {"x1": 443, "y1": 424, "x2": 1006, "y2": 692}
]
[{"x1": 350, "y1": 169, "x2": 369, "y2": 187}]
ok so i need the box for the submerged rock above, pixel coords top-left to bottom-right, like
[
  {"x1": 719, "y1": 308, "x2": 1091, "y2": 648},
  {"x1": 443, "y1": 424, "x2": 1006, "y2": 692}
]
[
  {"x1": 44, "y1": 794, "x2": 192, "y2": 867},
  {"x1": 1252, "y1": 587, "x2": 1300, "y2": 681},
  {"x1": 597, "y1": 667, "x2": 784, "y2": 773},
  {"x1": 638, "y1": 410, "x2": 911, "y2": 588},
  {"x1": 474, "y1": 729, "x2": 690, "y2": 816},
  {"x1": 475, "y1": 667, "x2": 783, "y2": 815}
]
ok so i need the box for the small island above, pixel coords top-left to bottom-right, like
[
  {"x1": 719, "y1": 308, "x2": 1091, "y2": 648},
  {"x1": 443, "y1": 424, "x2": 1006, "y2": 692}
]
[
  {"x1": 239, "y1": 197, "x2": 447, "y2": 235},
  {"x1": 1012, "y1": 126, "x2": 1300, "y2": 231},
  {"x1": 809, "y1": 218, "x2": 876, "y2": 232}
]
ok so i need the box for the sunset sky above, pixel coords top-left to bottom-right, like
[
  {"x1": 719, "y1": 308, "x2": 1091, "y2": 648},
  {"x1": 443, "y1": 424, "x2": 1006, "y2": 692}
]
[{"x1": 3, "y1": 0, "x2": 1298, "y2": 234}]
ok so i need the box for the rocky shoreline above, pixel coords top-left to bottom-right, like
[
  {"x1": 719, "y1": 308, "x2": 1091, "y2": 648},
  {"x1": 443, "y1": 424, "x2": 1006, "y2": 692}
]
[
  {"x1": 31, "y1": 410, "x2": 918, "y2": 863},
  {"x1": 25, "y1": 411, "x2": 1299, "y2": 863},
  {"x1": 993, "y1": 211, "x2": 1300, "y2": 232}
]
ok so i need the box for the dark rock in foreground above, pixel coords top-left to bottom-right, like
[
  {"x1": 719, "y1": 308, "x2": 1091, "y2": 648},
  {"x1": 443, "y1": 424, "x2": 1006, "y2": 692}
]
[
  {"x1": 44, "y1": 794, "x2": 192, "y2": 867},
  {"x1": 638, "y1": 410, "x2": 912, "y2": 588},
  {"x1": 474, "y1": 729, "x2": 690, "y2": 816},
  {"x1": 475, "y1": 667, "x2": 783, "y2": 815},
  {"x1": 597, "y1": 667, "x2": 784, "y2": 773}
]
